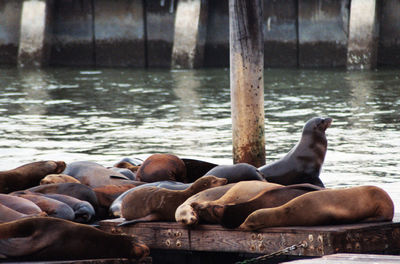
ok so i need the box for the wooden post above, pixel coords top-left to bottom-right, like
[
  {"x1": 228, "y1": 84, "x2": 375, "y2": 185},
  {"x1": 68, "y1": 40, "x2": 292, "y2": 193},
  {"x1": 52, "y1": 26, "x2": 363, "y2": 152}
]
[
  {"x1": 229, "y1": 0, "x2": 265, "y2": 167},
  {"x1": 171, "y1": 0, "x2": 208, "y2": 69},
  {"x1": 347, "y1": 0, "x2": 379, "y2": 70},
  {"x1": 18, "y1": 0, "x2": 52, "y2": 67}
]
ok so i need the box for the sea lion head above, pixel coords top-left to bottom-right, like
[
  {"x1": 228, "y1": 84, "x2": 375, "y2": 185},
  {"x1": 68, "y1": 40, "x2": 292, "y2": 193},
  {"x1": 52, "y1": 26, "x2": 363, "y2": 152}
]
[
  {"x1": 175, "y1": 204, "x2": 199, "y2": 225},
  {"x1": 191, "y1": 175, "x2": 228, "y2": 191},
  {"x1": 130, "y1": 237, "x2": 150, "y2": 260},
  {"x1": 302, "y1": 117, "x2": 332, "y2": 138}
]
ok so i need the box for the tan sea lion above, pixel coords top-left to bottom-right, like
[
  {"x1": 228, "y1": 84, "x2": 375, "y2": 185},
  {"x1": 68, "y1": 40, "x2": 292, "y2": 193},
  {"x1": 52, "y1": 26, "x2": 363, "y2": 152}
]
[
  {"x1": 240, "y1": 186, "x2": 394, "y2": 230},
  {"x1": 12, "y1": 193, "x2": 75, "y2": 221},
  {"x1": 0, "y1": 194, "x2": 43, "y2": 215},
  {"x1": 259, "y1": 117, "x2": 332, "y2": 187},
  {"x1": 0, "y1": 161, "x2": 66, "y2": 193},
  {"x1": 0, "y1": 217, "x2": 149, "y2": 261},
  {"x1": 191, "y1": 181, "x2": 283, "y2": 224},
  {"x1": 175, "y1": 184, "x2": 235, "y2": 225},
  {"x1": 207, "y1": 184, "x2": 323, "y2": 228},
  {"x1": 40, "y1": 174, "x2": 81, "y2": 185},
  {"x1": 135, "y1": 153, "x2": 187, "y2": 183},
  {"x1": 120, "y1": 175, "x2": 228, "y2": 223}
]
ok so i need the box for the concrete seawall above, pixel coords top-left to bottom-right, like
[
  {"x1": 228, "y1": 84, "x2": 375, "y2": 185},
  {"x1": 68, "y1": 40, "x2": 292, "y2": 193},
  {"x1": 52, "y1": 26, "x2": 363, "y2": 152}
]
[{"x1": 0, "y1": 0, "x2": 399, "y2": 68}]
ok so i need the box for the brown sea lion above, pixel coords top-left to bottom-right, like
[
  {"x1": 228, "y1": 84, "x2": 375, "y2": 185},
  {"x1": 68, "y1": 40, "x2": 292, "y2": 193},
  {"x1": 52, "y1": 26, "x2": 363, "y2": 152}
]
[
  {"x1": 191, "y1": 181, "x2": 283, "y2": 224},
  {"x1": 240, "y1": 186, "x2": 394, "y2": 230},
  {"x1": 93, "y1": 183, "x2": 142, "y2": 210},
  {"x1": 205, "y1": 163, "x2": 265, "y2": 183},
  {"x1": 42, "y1": 193, "x2": 95, "y2": 223},
  {"x1": 62, "y1": 161, "x2": 133, "y2": 188},
  {"x1": 25, "y1": 183, "x2": 99, "y2": 210},
  {"x1": 110, "y1": 180, "x2": 192, "y2": 218},
  {"x1": 0, "y1": 161, "x2": 66, "y2": 193},
  {"x1": 13, "y1": 193, "x2": 75, "y2": 221},
  {"x1": 207, "y1": 184, "x2": 323, "y2": 228},
  {"x1": 120, "y1": 175, "x2": 228, "y2": 223},
  {"x1": 175, "y1": 184, "x2": 236, "y2": 225},
  {"x1": 0, "y1": 194, "x2": 43, "y2": 215},
  {"x1": 0, "y1": 217, "x2": 149, "y2": 261},
  {"x1": 40, "y1": 174, "x2": 81, "y2": 185},
  {"x1": 0, "y1": 203, "x2": 29, "y2": 223},
  {"x1": 135, "y1": 153, "x2": 187, "y2": 183},
  {"x1": 259, "y1": 117, "x2": 332, "y2": 187},
  {"x1": 113, "y1": 161, "x2": 140, "y2": 173}
]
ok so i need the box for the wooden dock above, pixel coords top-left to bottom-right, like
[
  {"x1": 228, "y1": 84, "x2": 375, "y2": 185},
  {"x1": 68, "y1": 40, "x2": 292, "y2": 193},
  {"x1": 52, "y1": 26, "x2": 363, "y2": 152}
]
[{"x1": 99, "y1": 215, "x2": 400, "y2": 260}]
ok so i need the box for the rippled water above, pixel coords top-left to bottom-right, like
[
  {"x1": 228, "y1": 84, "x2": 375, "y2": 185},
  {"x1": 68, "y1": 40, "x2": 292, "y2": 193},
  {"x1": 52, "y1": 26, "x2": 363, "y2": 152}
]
[{"x1": 0, "y1": 67, "x2": 399, "y2": 189}]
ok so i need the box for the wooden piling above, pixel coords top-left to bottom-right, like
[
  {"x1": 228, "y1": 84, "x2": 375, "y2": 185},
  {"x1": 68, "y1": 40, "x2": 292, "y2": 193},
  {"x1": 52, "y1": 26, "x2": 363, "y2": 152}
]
[
  {"x1": 171, "y1": 0, "x2": 208, "y2": 69},
  {"x1": 229, "y1": 0, "x2": 265, "y2": 167},
  {"x1": 347, "y1": 0, "x2": 379, "y2": 70},
  {"x1": 18, "y1": 0, "x2": 52, "y2": 67}
]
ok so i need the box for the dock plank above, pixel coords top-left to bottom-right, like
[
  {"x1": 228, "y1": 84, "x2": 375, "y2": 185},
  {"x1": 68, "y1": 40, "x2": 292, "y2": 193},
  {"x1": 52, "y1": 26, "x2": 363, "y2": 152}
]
[{"x1": 99, "y1": 217, "x2": 400, "y2": 257}]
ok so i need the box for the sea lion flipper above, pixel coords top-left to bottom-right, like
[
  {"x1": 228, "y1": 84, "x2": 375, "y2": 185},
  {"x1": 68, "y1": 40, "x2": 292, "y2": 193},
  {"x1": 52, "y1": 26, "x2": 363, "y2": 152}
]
[
  {"x1": 109, "y1": 175, "x2": 129, "y2": 180},
  {"x1": 118, "y1": 214, "x2": 159, "y2": 227}
]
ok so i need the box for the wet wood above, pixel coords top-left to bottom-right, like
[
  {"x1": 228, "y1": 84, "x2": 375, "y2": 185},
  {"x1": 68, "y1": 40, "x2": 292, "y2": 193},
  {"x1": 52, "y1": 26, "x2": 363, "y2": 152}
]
[
  {"x1": 99, "y1": 216, "x2": 400, "y2": 257},
  {"x1": 229, "y1": 0, "x2": 265, "y2": 167}
]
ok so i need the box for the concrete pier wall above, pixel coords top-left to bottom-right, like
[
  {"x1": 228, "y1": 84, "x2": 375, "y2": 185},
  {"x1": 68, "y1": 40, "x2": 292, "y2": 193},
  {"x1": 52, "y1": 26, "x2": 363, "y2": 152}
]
[{"x1": 1, "y1": 0, "x2": 400, "y2": 68}]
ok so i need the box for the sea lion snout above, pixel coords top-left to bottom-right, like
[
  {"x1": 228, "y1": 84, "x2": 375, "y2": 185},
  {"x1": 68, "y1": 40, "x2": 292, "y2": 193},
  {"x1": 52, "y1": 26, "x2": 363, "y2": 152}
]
[{"x1": 320, "y1": 117, "x2": 333, "y2": 130}]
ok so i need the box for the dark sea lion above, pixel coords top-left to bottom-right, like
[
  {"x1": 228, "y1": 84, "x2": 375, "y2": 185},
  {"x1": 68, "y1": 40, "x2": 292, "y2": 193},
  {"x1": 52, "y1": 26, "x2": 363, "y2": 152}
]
[
  {"x1": 0, "y1": 217, "x2": 149, "y2": 261},
  {"x1": 210, "y1": 184, "x2": 323, "y2": 228},
  {"x1": 40, "y1": 174, "x2": 81, "y2": 185},
  {"x1": 0, "y1": 194, "x2": 42, "y2": 215},
  {"x1": 62, "y1": 161, "x2": 131, "y2": 188},
  {"x1": 26, "y1": 182, "x2": 99, "y2": 210},
  {"x1": 175, "y1": 184, "x2": 236, "y2": 225},
  {"x1": 42, "y1": 193, "x2": 95, "y2": 223},
  {"x1": 240, "y1": 186, "x2": 394, "y2": 230},
  {"x1": 0, "y1": 161, "x2": 66, "y2": 193},
  {"x1": 110, "y1": 180, "x2": 192, "y2": 218},
  {"x1": 181, "y1": 158, "x2": 218, "y2": 182},
  {"x1": 191, "y1": 181, "x2": 283, "y2": 224},
  {"x1": 120, "y1": 176, "x2": 228, "y2": 223},
  {"x1": 259, "y1": 117, "x2": 332, "y2": 187},
  {"x1": 13, "y1": 193, "x2": 75, "y2": 221},
  {"x1": 205, "y1": 163, "x2": 265, "y2": 183},
  {"x1": 135, "y1": 153, "x2": 187, "y2": 183}
]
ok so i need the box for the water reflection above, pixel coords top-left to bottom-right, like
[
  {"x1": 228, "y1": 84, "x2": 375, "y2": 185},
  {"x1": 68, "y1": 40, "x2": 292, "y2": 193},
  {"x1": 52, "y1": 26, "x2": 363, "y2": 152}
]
[{"x1": 0, "y1": 67, "x2": 399, "y2": 189}]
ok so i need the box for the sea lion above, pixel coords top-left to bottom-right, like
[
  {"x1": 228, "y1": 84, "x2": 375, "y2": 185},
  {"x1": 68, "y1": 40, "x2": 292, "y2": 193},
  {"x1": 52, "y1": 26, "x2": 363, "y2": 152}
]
[
  {"x1": 175, "y1": 184, "x2": 236, "y2": 225},
  {"x1": 259, "y1": 117, "x2": 332, "y2": 187},
  {"x1": 208, "y1": 184, "x2": 323, "y2": 228},
  {"x1": 204, "y1": 163, "x2": 265, "y2": 183},
  {"x1": 0, "y1": 204, "x2": 29, "y2": 223},
  {"x1": 191, "y1": 181, "x2": 283, "y2": 224},
  {"x1": 26, "y1": 183, "x2": 99, "y2": 210},
  {"x1": 62, "y1": 161, "x2": 132, "y2": 188},
  {"x1": 0, "y1": 161, "x2": 66, "y2": 193},
  {"x1": 181, "y1": 158, "x2": 218, "y2": 182},
  {"x1": 120, "y1": 175, "x2": 228, "y2": 223},
  {"x1": 42, "y1": 193, "x2": 95, "y2": 223},
  {"x1": 116, "y1": 157, "x2": 143, "y2": 166},
  {"x1": 113, "y1": 161, "x2": 140, "y2": 174},
  {"x1": 0, "y1": 217, "x2": 149, "y2": 261},
  {"x1": 0, "y1": 194, "x2": 43, "y2": 215},
  {"x1": 240, "y1": 185, "x2": 394, "y2": 230},
  {"x1": 13, "y1": 193, "x2": 75, "y2": 221},
  {"x1": 108, "y1": 167, "x2": 136, "y2": 180},
  {"x1": 40, "y1": 174, "x2": 81, "y2": 185},
  {"x1": 110, "y1": 180, "x2": 192, "y2": 218},
  {"x1": 135, "y1": 153, "x2": 187, "y2": 183},
  {"x1": 93, "y1": 183, "x2": 143, "y2": 211}
]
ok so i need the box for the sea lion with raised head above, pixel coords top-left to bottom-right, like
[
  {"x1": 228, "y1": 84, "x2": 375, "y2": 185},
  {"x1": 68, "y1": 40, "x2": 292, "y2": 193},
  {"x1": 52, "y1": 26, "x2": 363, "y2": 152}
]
[
  {"x1": 240, "y1": 186, "x2": 394, "y2": 230},
  {"x1": 0, "y1": 161, "x2": 66, "y2": 193},
  {"x1": 0, "y1": 217, "x2": 149, "y2": 261},
  {"x1": 120, "y1": 175, "x2": 227, "y2": 223},
  {"x1": 259, "y1": 117, "x2": 332, "y2": 187}
]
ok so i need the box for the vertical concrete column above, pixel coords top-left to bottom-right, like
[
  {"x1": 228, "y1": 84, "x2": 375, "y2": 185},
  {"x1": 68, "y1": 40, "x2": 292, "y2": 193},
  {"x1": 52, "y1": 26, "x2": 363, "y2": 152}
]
[
  {"x1": 229, "y1": 0, "x2": 265, "y2": 167},
  {"x1": 0, "y1": 2, "x2": 22, "y2": 65},
  {"x1": 18, "y1": 0, "x2": 52, "y2": 67},
  {"x1": 378, "y1": 0, "x2": 400, "y2": 66},
  {"x1": 171, "y1": 0, "x2": 208, "y2": 69},
  {"x1": 95, "y1": 0, "x2": 145, "y2": 67},
  {"x1": 347, "y1": 0, "x2": 379, "y2": 70}
]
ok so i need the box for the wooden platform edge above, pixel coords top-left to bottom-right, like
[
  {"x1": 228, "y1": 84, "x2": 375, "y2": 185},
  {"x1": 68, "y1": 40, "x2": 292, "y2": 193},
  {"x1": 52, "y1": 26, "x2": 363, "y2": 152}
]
[{"x1": 98, "y1": 218, "x2": 400, "y2": 257}]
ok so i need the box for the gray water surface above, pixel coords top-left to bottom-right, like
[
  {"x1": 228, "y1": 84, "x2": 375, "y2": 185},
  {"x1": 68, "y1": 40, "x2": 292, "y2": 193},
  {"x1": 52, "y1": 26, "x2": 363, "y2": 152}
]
[{"x1": 0, "y1": 67, "x2": 399, "y2": 188}]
